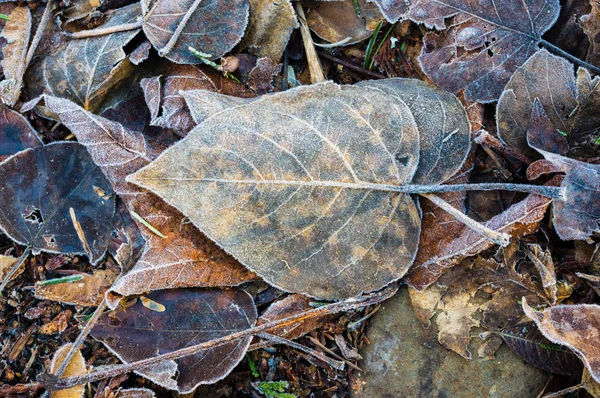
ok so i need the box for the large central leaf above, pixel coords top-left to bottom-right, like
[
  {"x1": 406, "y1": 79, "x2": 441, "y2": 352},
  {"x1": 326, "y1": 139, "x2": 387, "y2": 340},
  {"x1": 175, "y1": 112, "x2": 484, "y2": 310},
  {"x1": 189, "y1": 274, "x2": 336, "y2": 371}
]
[{"x1": 128, "y1": 81, "x2": 470, "y2": 299}]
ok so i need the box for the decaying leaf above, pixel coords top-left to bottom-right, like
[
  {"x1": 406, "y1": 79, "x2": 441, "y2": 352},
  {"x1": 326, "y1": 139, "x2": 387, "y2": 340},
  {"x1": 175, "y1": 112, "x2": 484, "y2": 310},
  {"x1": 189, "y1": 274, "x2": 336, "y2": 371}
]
[
  {"x1": 407, "y1": 0, "x2": 560, "y2": 102},
  {"x1": 0, "y1": 142, "x2": 116, "y2": 264},
  {"x1": 581, "y1": 0, "x2": 600, "y2": 67},
  {"x1": 499, "y1": 320, "x2": 583, "y2": 375},
  {"x1": 239, "y1": 0, "x2": 297, "y2": 61},
  {"x1": 305, "y1": 0, "x2": 383, "y2": 46},
  {"x1": 142, "y1": 0, "x2": 250, "y2": 64},
  {"x1": 49, "y1": 344, "x2": 86, "y2": 398},
  {"x1": 129, "y1": 81, "x2": 426, "y2": 299},
  {"x1": 33, "y1": 95, "x2": 257, "y2": 306},
  {"x1": 117, "y1": 388, "x2": 156, "y2": 398},
  {"x1": 0, "y1": 255, "x2": 22, "y2": 281},
  {"x1": 91, "y1": 288, "x2": 257, "y2": 393},
  {"x1": 27, "y1": 3, "x2": 141, "y2": 111},
  {"x1": 523, "y1": 299, "x2": 600, "y2": 384},
  {"x1": 368, "y1": 0, "x2": 409, "y2": 23},
  {"x1": 498, "y1": 49, "x2": 600, "y2": 158},
  {"x1": 0, "y1": 6, "x2": 31, "y2": 106},
  {"x1": 35, "y1": 270, "x2": 117, "y2": 306},
  {"x1": 0, "y1": 105, "x2": 42, "y2": 162}
]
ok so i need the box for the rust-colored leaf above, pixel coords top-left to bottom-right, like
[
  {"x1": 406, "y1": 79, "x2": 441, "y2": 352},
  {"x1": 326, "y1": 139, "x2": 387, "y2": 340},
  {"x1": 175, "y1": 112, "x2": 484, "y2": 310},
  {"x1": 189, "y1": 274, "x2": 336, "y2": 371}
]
[
  {"x1": 27, "y1": 3, "x2": 141, "y2": 111},
  {"x1": 0, "y1": 105, "x2": 42, "y2": 162},
  {"x1": 408, "y1": 0, "x2": 560, "y2": 102},
  {"x1": 33, "y1": 95, "x2": 258, "y2": 307},
  {"x1": 35, "y1": 270, "x2": 117, "y2": 306},
  {"x1": 129, "y1": 82, "x2": 425, "y2": 299},
  {"x1": 0, "y1": 255, "x2": 22, "y2": 281},
  {"x1": 239, "y1": 0, "x2": 298, "y2": 61},
  {"x1": 523, "y1": 298, "x2": 600, "y2": 384},
  {"x1": 142, "y1": 0, "x2": 249, "y2": 64},
  {"x1": 91, "y1": 288, "x2": 257, "y2": 393},
  {"x1": 50, "y1": 344, "x2": 86, "y2": 398},
  {"x1": 0, "y1": 6, "x2": 31, "y2": 106}
]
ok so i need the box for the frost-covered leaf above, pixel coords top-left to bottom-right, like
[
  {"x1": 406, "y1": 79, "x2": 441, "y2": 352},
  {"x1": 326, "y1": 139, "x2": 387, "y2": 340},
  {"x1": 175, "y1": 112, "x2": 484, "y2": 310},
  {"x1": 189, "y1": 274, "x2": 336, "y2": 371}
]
[
  {"x1": 408, "y1": 0, "x2": 560, "y2": 102},
  {"x1": 0, "y1": 6, "x2": 31, "y2": 106},
  {"x1": 91, "y1": 288, "x2": 257, "y2": 393},
  {"x1": 0, "y1": 105, "x2": 42, "y2": 162},
  {"x1": 142, "y1": 0, "x2": 249, "y2": 64},
  {"x1": 0, "y1": 142, "x2": 116, "y2": 264},
  {"x1": 49, "y1": 344, "x2": 86, "y2": 398}
]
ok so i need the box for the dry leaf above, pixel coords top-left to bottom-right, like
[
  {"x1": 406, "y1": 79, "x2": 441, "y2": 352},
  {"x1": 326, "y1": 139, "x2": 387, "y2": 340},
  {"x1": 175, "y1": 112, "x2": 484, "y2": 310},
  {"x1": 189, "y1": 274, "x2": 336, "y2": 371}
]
[
  {"x1": 129, "y1": 81, "x2": 425, "y2": 299},
  {"x1": 0, "y1": 6, "x2": 31, "y2": 106},
  {"x1": 142, "y1": 0, "x2": 249, "y2": 64},
  {"x1": 581, "y1": 0, "x2": 600, "y2": 67},
  {"x1": 523, "y1": 298, "x2": 600, "y2": 384},
  {"x1": 50, "y1": 344, "x2": 86, "y2": 398},
  {"x1": 35, "y1": 270, "x2": 117, "y2": 306},
  {"x1": 33, "y1": 95, "x2": 257, "y2": 307},
  {"x1": 0, "y1": 255, "x2": 22, "y2": 281},
  {"x1": 239, "y1": 0, "x2": 298, "y2": 61},
  {"x1": 0, "y1": 105, "x2": 42, "y2": 162},
  {"x1": 27, "y1": 3, "x2": 141, "y2": 111},
  {"x1": 408, "y1": 0, "x2": 560, "y2": 102},
  {"x1": 91, "y1": 288, "x2": 257, "y2": 393},
  {"x1": 367, "y1": 0, "x2": 409, "y2": 23}
]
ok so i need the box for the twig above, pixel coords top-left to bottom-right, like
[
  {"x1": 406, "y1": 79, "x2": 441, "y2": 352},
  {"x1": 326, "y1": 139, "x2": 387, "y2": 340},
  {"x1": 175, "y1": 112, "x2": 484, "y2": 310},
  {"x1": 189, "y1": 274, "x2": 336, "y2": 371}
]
[
  {"x1": 294, "y1": 2, "x2": 326, "y2": 83},
  {"x1": 306, "y1": 336, "x2": 362, "y2": 371},
  {"x1": 257, "y1": 332, "x2": 346, "y2": 371},
  {"x1": 0, "y1": 246, "x2": 31, "y2": 296},
  {"x1": 540, "y1": 40, "x2": 600, "y2": 75},
  {"x1": 421, "y1": 194, "x2": 511, "y2": 247},
  {"x1": 39, "y1": 284, "x2": 397, "y2": 390},
  {"x1": 317, "y1": 51, "x2": 387, "y2": 80},
  {"x1": 25, "y1": 0, "x2": 54, "y2": 69},
  {"x1": 157, "y1": 0, "x2": 203, "y2": 57},
  {"x1": 67, "y1": 21, "x2": 142, "y2": 39},
  {"x1": 474, "y1": 130, "x2": 532, "y2": 165}
]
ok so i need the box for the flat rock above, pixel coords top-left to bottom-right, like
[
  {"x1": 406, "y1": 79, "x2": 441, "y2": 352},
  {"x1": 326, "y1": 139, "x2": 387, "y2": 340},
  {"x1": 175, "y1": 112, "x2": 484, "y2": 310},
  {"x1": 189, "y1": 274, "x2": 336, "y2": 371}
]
[{"x1": 354, "y1": 287, "x2": 549, "y2": 398}]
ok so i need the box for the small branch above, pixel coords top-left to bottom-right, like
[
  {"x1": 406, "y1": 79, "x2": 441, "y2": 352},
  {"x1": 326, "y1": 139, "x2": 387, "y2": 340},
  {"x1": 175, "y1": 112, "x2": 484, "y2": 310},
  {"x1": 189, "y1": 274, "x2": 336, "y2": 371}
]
[
  {"x1": 52, "y1": 298, "x2": 107, "y2": 379},
  {"x1": 474, "y1": 130, "x2": 532, "y2": 165},
  {"x1": 25, "y1": 0, "x2": 54, "y2": 69},
  {"x1": 317, "y1": 51, "x2": 387, "y2": 80},
  {"x1": 257, "y1": 333, "x2": 346, "y2": 371},
  {"x1": 421, "y1": 194, "x2": 511, "y2": 247},
  {"x1": 295, "y1": 2, "x2": 326, "y2": 83},
  {"x1": 39, "y1": 284, "x2": 398, "y2": 390},
  {"x1": 67, "y1": 21, "x2": 142, "y2": 39},
  {"x1": 157, "y1": 0, "x2": 202, "y2": 57},
  {"x1": 0, "y1": 246, "x2": 31, "y2": 295},
  {"x1": 306, "y1": 335, "x2": 362, "y2": 371},
  {"x1": 540, "y1": 40, "x2": 600, "y2": 75}
]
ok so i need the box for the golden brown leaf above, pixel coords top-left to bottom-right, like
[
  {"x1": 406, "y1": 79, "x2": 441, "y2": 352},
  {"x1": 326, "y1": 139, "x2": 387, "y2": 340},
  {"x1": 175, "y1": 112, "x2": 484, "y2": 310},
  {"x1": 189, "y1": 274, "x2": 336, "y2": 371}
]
[
  {"x1": 35, "y1": 270, "x2": 116, "y2": 307},
  {"x1": 0, "y1": 6, "x2": 31, "y2": 106},
  {"x1": 50, "y1": 344, "x2": 86, "y2": 398}
]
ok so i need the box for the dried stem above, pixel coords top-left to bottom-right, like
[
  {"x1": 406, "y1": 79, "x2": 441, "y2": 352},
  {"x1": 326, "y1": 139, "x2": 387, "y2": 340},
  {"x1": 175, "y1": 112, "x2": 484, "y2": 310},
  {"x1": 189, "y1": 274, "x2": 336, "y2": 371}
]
[
  {"x1": 0, "y1": 246, "x2": 31, "y2": 295},
  {"x1": 157, "y1": 0, "x2": 202, "y2": 57},
  {"x1": 295, "y1": 2, "x2": 326, "y2": 83},
  {"x1": 39, "y1": 284, "x2": 398, "y2": 391},
  {"x1": 67, "y1": 21, "x2": 142, "y2": 39},
  {"x1": 474, "y1": 130, "x2": 532, "y2": 165},
  {"x1": 540, "y1": 40, "x2": 600, "y2": 76},
  {"x1": 25, "y1": 0, "x2": 54, "y2": 69},
  {"x1": 421, "y1": 194, "x2": 511, "y2": 247},
  {"x1": 306, "y1": 335, "x2": 362, "y2": 371},
  {"x1": 317, "y1": 51, "x2": 387, "y2": 80}
]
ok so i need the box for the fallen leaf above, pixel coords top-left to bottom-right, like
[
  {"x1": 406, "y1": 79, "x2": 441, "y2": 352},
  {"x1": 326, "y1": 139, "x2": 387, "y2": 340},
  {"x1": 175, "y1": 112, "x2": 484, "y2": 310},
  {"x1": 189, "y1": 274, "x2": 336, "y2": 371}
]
[
  {"x1": 142, "y1": 0, "x2": 249, "y2": 64},
  {"x1": 305, "y1": 0, "x2": 382, "y2": 45},
  {"x1": 368, "y1": 0, "x2": 409, "y2": 23},
  {"x1": 0, "y1": 255, "x2": 22, "y2": 281},
  {"x1": 0, "y1": 6, "x2": 31, "y2": 106},
  {"x1": 0, "y1": 105, "x2": 42, "y2": 162},
  {"x1": 62, "y1": 0, "x2": 101, "y2": 24},
  {"x1": 35, "y1": 270, "x2": 117, "y2": 306},
  {"x1": 408, "y1": 0, "x2": 560, "y2": 102},
  {"x1": 239, "y1": 0, "x2": 298, "y2": 61},
  {"x1": 0, "y1": 142, "x2": 116, "y2": 264},
  {"x1": 49, "y1": 343, "x2": 86, "y2": 398},
  {"x1": 129, "y1": 81, "x2": 424, "y2": 299},
  {"x1": 33, "y1": 96, "x2": 258, "y2": 307},
  {"x1": 117, "y1": 388, "x2": 155, "y2": 398},
  {"x1": 499, "y1": 320, "x2": 583, "y2": 375},
  {"x1": 523, "y1": 298, "x2": 600, "y2": 384},
  {"x1": 581, "y1": 0, "x2": 600, "y2": 66},
  {"x1": 91, "y1": 288, "x2": 257, "y2": 393},
  {"x1": 27, "y1": 3, "x2": 141, "y2": 111},
  {"x1": 246, "y1": 57, "x2": 281, "y2": 94},
  {"x1": 498, "y1": 49, "x2": 600, "y2": 158},
  {"x1": 40, "y1": 310, "x2": 72, "y2": 335}
]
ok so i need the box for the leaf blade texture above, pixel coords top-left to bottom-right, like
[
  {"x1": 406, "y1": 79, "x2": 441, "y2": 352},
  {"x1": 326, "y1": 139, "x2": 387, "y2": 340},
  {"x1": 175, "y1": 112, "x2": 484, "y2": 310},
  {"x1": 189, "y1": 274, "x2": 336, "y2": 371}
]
[
  {"x1": 408, "y1": 0, "x2": 560, "y2": 102},
  {"x1": 91, "y1": 288, "x2": 257, "y2": 393},
  {"x1": 129, "y1": 82, "x2": 424, "y2": 299}
]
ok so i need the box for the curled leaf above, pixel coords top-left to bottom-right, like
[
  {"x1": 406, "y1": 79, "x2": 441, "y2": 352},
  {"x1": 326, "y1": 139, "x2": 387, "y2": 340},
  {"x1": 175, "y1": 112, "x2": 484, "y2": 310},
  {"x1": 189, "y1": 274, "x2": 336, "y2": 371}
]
[{"x1": 0, "y1": 6, "x2": 31, "y2": 106}]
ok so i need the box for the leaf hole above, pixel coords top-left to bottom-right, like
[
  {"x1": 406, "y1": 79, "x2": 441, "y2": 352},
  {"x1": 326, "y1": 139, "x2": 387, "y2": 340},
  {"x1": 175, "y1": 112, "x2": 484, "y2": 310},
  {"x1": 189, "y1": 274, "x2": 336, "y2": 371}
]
[
  {"x1": 394, "y1": 154, "x2": 412, "y2": 167},
  {"x1": 24, "y1": 208, "x2": 44, "y2": 225}
]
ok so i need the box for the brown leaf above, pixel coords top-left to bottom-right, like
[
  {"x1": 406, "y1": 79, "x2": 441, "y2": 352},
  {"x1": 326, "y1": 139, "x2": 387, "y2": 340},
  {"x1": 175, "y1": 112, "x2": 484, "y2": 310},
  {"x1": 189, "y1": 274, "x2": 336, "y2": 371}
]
[
  {"x1": 498, "y1": 49, "x2": 600, "y2": 158},
  {"x1": 406, "y1": 193, "x2": 552, "y2": 290},
  {"x1": 129, "y1": 82, "x2": 424, "y2": 299},
  {"x1": 246, "y1": 57, "x2": 281, "y2": 94},
  {"x1": 0, "y1": 6, "x2": 31, "y2": 106},
  {"x1": 523, "y1": 298, "x2": 600, "y2": 384},
  {"x1": 142, "y1": 0, "x2": 249, "y2": 64},
  {"x1": 49, "y1": 344, "x2": 86, "y2": 398},
  {"x1": 239, "y1": 0, "x2": 298, "y2": 61},
  {"x1": 305, "y1": 0, "x2": 382, "y2": 45},
  {"x1": 117, "y1": 389, "x2": 155, "y2": 398},
  {"x1": 0, "y1": 105, "x2": 42, "y2": 162},
  {"x1": 27, "y1": 3, "x2": 141, "y2": 111},
  {"x1": 581, "y1": 0, "x2": 600, "y2": 67},
  {"x1": 368, "y1": 0, "x2": 409, "y2": 23},
  {"x1": 0, "y1": 255, "x2": 22, "y2": 281},
  {"x1": 35, "y1": 270, "x2": 117, "y2": 306},
  {"x1": 408, "y1": 0, "x2": 560, "y2": 102},
  {"x1": 34, "y1": 95, "x2": 258, "y2": 307},
  {"x1": 91, "y1": 288, "x2": 257, "y2": 393}
]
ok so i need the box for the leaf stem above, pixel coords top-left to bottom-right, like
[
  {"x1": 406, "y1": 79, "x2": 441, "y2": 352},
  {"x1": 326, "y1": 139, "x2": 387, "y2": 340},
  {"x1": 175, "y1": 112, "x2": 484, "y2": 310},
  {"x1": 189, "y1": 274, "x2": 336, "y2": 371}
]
[
  {"x1": 38, "y1": 284, "x2": 398, "y2": 390},
  {"x1": 0, "y1": 246, "x2": 31, "y2": 296},
  {"x1": 540, "y1": 39, "x2": 600, "y2": 75},
  {"x1": 67, "y1": 21, "x2": 142, "y2": 39},
  {"x1": 406, "y1": 183, "x2": 564, "y2": 199}
]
